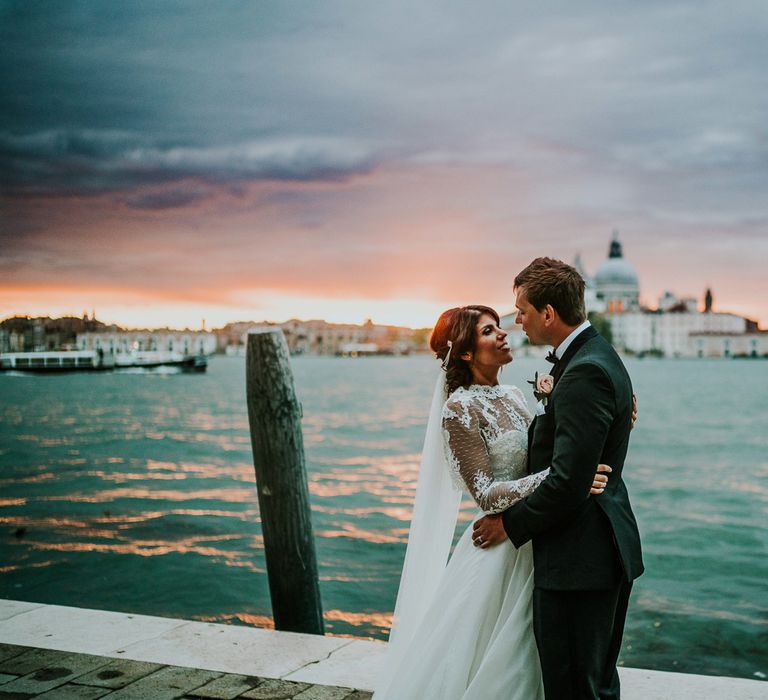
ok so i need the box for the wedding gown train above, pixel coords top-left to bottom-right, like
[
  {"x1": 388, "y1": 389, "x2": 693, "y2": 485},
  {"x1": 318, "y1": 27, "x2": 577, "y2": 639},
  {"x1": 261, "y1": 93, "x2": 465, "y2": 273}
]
[{"x1": 375, "y1": 384, "x2": 545, "y2": 700}]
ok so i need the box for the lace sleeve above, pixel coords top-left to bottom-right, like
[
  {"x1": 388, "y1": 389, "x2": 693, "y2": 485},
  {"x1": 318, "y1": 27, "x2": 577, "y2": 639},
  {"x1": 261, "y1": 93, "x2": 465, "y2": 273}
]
[{"x1": 442, "y1": 399, "x2": 550, "y2": 514}]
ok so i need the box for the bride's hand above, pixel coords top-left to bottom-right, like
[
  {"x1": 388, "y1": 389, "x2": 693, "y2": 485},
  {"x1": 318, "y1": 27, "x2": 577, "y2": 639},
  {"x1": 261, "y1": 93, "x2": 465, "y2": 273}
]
[
  {"x1": 591, "y1": 464, "x2": 611, "y2": 494},
  {"x1": 630, "y1": 394, "x2": 638, "y2": 429}
]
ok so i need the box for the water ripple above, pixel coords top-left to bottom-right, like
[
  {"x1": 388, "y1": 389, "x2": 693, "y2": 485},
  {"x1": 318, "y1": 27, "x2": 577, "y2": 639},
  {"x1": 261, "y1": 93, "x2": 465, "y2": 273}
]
[{"x1": 1, "y1": 356, "x2": 766, "y2": 680}]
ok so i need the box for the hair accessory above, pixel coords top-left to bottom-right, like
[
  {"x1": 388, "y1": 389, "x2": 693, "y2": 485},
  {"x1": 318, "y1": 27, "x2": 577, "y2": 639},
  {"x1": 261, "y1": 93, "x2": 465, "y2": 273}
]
[{"x1": 440, "y1": 340, "x2": 453, "y2": 371}]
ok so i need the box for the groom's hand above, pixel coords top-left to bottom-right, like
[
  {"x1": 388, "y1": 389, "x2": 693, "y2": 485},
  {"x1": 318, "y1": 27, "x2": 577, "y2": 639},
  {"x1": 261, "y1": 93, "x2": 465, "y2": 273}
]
[{"x1": 472, "y1": 514, "x2": 506, "y2": 549}]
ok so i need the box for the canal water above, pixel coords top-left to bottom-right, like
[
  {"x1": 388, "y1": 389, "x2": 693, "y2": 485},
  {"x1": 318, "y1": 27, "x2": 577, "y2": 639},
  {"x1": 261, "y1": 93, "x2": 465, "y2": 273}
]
[{"x1": 0, "y1": 355, "x2": 766, "y2": 680}]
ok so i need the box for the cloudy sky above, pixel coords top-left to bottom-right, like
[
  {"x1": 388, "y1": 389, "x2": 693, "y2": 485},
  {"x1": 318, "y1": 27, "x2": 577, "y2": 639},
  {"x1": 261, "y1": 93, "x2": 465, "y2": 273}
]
[{"x1": 2, "y1": 1, "x2": 767, "y2": 328}]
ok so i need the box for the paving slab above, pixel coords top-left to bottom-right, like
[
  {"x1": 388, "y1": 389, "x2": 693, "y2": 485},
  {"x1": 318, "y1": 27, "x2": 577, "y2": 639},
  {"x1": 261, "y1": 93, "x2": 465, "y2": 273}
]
[
  {"x1": 184, "y1": 673, "x2": 263, "y2": 699},
  {"x1": 619, "y1": 667, "x2": 767, "y2": 700},
  {"x1": 292, "y1": 686, "x2": 354, "y2": 700},
  {"x1": 0, "y1": 647, "x2": 97, "y2": 676},
  {"x1": 116, "y1": 621, "x2": 352, "y2": 679},
  {"x1": 240, "y1": 679, "x2": 311, "y2": 699},
  {"x1": 97, "y1": 666, "x2": 221, "y2": 699},
  {"x1": 285, "y1": 639, "x2": 383, "y2": 690},
  {"x1": 72, "y1": 658, "x2": 164, "y2": 689},
  {"x1": 0, "y1": 645, "x2": 27, "y2": 665},
  {"x1": 0, "y1": 601, "x2": 765, "y2": 700},
  {"x1": 0, "y1": 604, "x2": 186, "y2": 657},
  {"x1": 0, "y1": 649, "x2": 108, "y2": 696},
  {"x1": 0, "y1": 599, "x2": 44, "y2": 623},
  {"x1": 34, "y1": 684, "x2": 112, "y2": 699},
  {"x1": 0, "y1": 689, "x2": 37, "y2": 699}
]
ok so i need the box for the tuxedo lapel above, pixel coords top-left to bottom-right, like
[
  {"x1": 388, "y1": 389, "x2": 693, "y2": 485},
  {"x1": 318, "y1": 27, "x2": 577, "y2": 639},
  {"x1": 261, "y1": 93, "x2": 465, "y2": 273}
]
[
  {"x1": 552, "y1": 326, "x2": 598, "y2": 385},
  {"x1": 527, "y1": 327, "x2": 596, "y2": 475}
]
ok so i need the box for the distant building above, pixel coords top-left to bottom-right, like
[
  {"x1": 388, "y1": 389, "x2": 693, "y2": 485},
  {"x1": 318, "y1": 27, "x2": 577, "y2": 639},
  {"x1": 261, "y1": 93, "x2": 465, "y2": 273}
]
[
  {"x1": 338, "y1": 342, "x2": 380, "y2": 357},
  {"x1": 579, "y1": 235, "x2": 763, "y2": 358},
  {"x1": 593, "y1": 233, "x2": 641, "y2": 313},
  {"x1": 573, "y1": 253, "x2": 602, "y2": 315},
  {"x1": 608, "y1": 307, "x2": 749, "y2": 357},
  {"x1": 657, "y1": 290, "x2": 695, "y2": 313},
  {"x1": 0, "y1": 314, "x2": 113, "y2": 352},
  {"x1": 77, "y1": 330, "x2": 217, "y2": 356},
  {"x1": 217, "y1": 319, "x2": 426, "y2": 356},
  {"x1": 689, "y1": 329, "x2": 768, "y2": 358},
  {"x1": 282, "y1": 318, "x2": 379, "y2": 355}
]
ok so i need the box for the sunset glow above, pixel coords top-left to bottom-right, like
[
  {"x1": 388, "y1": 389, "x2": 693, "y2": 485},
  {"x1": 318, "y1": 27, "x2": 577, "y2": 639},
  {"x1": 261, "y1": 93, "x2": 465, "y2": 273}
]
[{"x1": 2, "y1": 4, "x2": 767, "y2": 328}]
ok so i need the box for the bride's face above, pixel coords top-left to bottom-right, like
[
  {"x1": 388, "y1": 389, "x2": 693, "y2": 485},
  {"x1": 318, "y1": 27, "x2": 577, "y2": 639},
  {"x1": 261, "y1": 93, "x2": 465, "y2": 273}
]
[{"x1": 466, "y1": 313, "x2": 513, "y2": 370}]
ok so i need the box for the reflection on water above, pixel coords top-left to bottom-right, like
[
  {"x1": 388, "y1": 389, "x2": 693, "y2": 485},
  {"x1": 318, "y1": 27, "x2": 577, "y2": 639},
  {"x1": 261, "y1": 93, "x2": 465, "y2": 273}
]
[{"x1": 1, "y1": 356, "x2": 766, "y2": 680}]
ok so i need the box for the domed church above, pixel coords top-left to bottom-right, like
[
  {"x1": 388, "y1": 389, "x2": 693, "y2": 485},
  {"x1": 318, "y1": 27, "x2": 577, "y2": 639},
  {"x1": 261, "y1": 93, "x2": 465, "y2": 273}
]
[
  {"x1": 575, "y1": 234, "x2": 765, "y2": 358},
  {"x1": 593, "y1": 234, "x2": 640, "y2": 313}
]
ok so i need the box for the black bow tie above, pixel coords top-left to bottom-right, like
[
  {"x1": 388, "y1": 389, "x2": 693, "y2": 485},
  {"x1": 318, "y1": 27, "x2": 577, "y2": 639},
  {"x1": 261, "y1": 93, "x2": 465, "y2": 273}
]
[{"x1": 545, "y1": 350, "x2": 558, "y2": 364}]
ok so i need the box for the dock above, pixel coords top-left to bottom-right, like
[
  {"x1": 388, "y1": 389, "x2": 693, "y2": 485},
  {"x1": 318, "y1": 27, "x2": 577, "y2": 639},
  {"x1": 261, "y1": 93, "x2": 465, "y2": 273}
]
[{"x1": 0, "y1": 599, "x2": 764, "y2": 699}]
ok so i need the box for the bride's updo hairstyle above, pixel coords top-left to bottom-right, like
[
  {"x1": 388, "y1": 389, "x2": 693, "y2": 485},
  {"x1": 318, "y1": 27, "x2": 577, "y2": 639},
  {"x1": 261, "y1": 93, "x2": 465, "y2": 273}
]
[{"x1": 429, "y1": 305, "x2": 500, "y2": 395}]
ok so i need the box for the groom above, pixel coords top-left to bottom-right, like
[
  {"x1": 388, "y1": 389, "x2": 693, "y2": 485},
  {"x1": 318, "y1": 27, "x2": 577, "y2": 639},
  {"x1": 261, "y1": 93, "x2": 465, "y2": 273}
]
[{"x1": 472, "y1": 257, "x2": 643, "y2": 700}]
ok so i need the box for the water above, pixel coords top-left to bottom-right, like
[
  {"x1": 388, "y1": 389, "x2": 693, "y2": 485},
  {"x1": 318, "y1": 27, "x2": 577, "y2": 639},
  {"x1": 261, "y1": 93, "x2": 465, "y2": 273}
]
[{"x1": 1, "y1": 356, "x2": 766, "y2": 681}]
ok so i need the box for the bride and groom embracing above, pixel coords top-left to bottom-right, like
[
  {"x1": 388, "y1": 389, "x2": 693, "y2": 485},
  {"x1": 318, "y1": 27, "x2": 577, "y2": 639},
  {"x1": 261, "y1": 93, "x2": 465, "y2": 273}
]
[{"x1": 374, "y1": 257, "x2": 644, "y2": 700}]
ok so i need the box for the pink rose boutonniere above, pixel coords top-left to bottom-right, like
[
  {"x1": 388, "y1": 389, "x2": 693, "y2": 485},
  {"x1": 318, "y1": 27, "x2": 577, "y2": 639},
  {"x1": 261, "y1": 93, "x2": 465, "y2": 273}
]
[{"x1": 528, "y1": 371, "x2": 555, "y2": 405}]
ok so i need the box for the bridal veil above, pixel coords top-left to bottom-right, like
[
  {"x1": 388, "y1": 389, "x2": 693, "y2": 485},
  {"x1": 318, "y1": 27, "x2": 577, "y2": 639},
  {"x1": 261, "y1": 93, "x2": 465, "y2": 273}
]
[{"x1": 376, "y1": 368, "x2": 462, "y2": 695}]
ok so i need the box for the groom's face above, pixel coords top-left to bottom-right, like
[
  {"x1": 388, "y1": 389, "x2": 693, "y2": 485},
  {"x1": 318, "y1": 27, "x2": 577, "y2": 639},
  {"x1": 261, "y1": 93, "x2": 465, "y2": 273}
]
[{"x1": 515, "y1": 290, "x2": 549, "y2": 345}]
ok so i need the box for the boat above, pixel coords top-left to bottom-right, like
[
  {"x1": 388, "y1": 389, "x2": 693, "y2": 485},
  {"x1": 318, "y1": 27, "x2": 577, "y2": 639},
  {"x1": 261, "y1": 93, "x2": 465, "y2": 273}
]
[
  {"x1": 113, "y1": 350, "x2": 207, "y2": 372},
  {"x1": 0, "y1": 350, "x2": 207, "y2": 373},
  {"x1": 0, "y1": 350, "x2": 112, "y2": 372}
]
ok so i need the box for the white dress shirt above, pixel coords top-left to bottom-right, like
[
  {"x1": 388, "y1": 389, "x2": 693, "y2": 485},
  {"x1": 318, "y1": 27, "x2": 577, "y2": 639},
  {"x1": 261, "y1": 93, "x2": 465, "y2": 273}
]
[{"x1": 553, "y1": 319, "x2": 592, "y2": 360}]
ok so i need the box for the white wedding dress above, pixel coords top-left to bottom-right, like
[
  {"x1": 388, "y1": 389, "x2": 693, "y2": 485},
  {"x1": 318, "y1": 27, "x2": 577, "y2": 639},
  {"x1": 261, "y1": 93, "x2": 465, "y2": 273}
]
[{"x1": 375, "y1": 383, "x2": 546, "y2": 700}]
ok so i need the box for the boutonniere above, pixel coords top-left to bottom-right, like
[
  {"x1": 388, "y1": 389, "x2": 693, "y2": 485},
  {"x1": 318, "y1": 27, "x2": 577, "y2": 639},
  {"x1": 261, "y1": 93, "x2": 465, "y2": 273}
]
[{"x1": 528, "y1": 371, "x2": 555, "y2": 405}]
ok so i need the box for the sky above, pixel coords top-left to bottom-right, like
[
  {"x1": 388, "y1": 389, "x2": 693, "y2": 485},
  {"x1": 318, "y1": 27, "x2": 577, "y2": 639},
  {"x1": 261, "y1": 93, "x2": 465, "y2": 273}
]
[{"x1": 2, "y1": 1, "x2": 767, "y2": 329}]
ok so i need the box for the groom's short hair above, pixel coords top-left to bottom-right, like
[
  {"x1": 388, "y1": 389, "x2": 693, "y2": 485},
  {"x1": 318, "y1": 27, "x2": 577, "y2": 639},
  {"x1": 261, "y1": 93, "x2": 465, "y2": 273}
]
[{"x1": 514, "y1": 257, "x2": 587, "y2": 326}]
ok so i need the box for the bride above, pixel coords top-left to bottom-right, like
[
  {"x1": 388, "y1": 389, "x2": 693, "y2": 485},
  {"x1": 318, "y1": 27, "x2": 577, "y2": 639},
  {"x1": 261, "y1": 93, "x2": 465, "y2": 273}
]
[{"x1": 373, "y1": 305, "x2": 611, "y2": 700}]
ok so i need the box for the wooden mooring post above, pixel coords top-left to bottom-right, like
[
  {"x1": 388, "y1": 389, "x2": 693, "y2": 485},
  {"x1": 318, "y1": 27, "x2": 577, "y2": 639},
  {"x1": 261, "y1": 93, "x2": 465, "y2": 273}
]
[{"x1": 246, "y1": 328, "x2": 324, "y2": 635}]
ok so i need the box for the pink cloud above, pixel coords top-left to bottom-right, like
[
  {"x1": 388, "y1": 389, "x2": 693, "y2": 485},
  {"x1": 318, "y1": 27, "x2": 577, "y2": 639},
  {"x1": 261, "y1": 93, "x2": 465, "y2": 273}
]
[{"x1": 2, "y1": 162, "x2": 766, "y2": 327}]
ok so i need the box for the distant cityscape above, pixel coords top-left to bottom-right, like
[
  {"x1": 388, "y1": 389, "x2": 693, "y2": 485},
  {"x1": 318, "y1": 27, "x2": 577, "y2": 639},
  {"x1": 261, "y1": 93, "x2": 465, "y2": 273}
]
[
  {"x1": 1, "y1": 235, "x2": 766, "y2": 360},
  {"x1": 0, "y1": 314, "x2": 430, "y2": 358},
  {"x1": 570, "y1": 235, "x2": 766, "y2": 358}
]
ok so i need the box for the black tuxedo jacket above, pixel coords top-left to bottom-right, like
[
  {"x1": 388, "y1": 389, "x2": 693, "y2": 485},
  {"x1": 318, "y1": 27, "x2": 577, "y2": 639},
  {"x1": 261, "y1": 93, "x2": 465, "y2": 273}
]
[{"x1": 502, "y1": 326, "x2": 644, "y2": 590}]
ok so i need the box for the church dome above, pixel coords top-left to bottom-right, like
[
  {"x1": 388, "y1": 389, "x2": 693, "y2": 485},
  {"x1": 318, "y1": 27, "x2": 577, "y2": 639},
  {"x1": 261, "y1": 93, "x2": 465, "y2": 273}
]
[
  {"x1": 594, "y1": 258, "x2": 639, "y2": 286},
  {"x1": 594, "y1": 237, "x2": 639, "y2": 288}
]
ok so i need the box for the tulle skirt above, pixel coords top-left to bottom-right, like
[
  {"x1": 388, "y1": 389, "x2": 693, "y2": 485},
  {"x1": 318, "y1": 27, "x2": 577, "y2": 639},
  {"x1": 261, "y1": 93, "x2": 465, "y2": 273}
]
[{"x1": 374, "y1": 517, "x2": 544, "y2": 700}]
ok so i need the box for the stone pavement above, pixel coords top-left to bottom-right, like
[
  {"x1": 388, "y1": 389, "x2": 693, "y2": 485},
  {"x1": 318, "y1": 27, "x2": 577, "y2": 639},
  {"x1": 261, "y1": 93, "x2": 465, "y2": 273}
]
[
  {"x1": 1, "y1": 601, "x2": 765, "y2": 700},
  {"x1": 0, "y1": 644, "x2": 372, "y2": 700}
]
